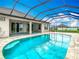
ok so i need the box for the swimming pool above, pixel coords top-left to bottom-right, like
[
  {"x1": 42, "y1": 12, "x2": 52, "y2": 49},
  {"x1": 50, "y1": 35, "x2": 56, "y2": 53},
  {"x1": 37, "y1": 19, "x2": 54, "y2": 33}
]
[{"x1": 2, "y1": 33, "x2": 71, "y2": 59}]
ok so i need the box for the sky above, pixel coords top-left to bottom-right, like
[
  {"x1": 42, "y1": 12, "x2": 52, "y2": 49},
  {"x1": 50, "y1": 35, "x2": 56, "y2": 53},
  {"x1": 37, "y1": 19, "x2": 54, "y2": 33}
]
[
  {"x1": 50, "y1": 17, "x2": 79, "y2": 27},
  {"x1": 0, "y1": 0, "x2": 79, "y2": 27}
]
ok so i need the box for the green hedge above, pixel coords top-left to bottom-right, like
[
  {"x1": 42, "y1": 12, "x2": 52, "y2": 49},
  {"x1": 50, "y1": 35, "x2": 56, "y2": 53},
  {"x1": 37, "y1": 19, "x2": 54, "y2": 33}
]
[{"x1": 52, "y1": 30, "x2": 79, "y2": 33}]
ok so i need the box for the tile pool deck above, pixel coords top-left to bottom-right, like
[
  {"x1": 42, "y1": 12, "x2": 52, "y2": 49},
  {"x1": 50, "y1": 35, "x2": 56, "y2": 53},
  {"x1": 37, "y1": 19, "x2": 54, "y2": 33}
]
[{"x1": 0, "y1": 32, "x2": 79, "y2": 59}]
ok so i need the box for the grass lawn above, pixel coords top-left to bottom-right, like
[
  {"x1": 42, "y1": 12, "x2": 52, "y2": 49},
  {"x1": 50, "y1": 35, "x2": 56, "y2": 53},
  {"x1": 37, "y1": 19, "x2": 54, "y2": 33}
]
[{"x1": 52, "y1": 30, "x2": 79, "y2": 33}]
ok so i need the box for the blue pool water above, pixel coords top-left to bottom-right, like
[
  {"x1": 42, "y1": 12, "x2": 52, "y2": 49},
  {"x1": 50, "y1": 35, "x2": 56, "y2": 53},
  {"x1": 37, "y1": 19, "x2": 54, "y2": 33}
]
[{"x1": 2, "y1": 34, "x2": 71, "y2": 59}]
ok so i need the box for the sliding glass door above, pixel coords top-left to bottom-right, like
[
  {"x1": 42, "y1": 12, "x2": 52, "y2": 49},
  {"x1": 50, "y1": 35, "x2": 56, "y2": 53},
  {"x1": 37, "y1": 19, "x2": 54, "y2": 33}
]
[
  {"x1": 11, "y1": 23, "x2": 23, "y2": 34},
  {"x1": 11, "y1": 22, "x2": 29, "y2": 35},
  {"x1": 11, "y1": 23, "x2": 16, "y2": 33}
]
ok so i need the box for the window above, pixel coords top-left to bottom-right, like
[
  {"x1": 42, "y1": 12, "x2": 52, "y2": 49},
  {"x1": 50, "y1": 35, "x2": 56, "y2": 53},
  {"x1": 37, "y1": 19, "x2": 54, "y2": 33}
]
[{"x1": 44, "y1": 24, "x2": 49, "y2": 30}]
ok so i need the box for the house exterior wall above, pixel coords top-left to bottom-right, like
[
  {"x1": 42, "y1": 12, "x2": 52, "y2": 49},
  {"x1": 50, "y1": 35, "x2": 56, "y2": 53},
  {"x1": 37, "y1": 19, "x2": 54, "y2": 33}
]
[
  {"x1": 41, "y1": 23, "x2": 44, "y2": 33},
  {"x1": 0, "y1": 16, "x2": 9, "y2": 37},
  {"x1": 0, "y1": 14, "x2": 49, "y2": 37},
  {"x1": 23, "y1": 23, "x2": 28, "y2": 33}
]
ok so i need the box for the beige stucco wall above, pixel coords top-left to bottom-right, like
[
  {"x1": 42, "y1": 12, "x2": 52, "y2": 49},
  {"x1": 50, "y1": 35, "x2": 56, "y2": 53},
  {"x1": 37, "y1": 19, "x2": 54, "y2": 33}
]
[{"x1": 0, "y1": 16, "x2": 9, "y2": 37}]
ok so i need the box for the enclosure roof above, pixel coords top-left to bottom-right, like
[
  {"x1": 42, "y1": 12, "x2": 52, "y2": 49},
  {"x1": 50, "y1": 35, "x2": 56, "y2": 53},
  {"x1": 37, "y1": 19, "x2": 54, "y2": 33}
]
[{"x1": 0, "y1": 0, "x2": 79, "y2": 22}]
